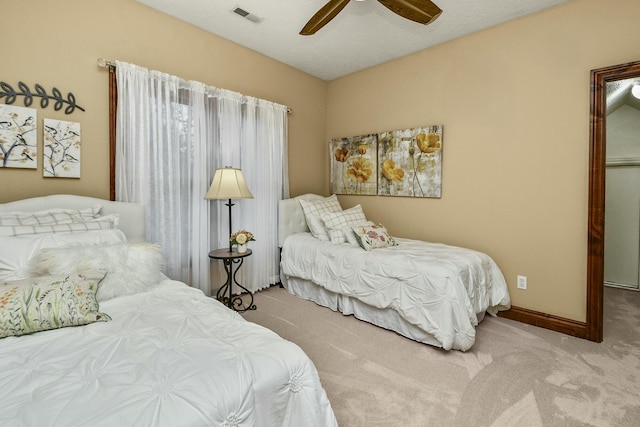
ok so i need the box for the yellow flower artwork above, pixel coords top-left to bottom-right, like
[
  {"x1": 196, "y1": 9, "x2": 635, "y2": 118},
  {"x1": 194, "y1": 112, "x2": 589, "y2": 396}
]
[
  {"x1": 377, "y1": 125, "x2": 442, "y2": 198},
  {"x1": 330, "y1": 125, "x2": 442, "y2": 198},
  {"x1": 330, "y1": 134, "x2": 378, "y2": 195}
]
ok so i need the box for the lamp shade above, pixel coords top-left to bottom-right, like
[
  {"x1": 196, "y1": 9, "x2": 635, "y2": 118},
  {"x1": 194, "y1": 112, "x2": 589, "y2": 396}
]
[{"x1": 205, "y1": 167, "x2": 254, "y2": 200}]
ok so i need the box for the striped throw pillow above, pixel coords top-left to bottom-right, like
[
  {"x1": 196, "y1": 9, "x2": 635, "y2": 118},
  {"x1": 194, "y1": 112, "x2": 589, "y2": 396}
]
[
  {"x1": 0, "y1": 206, "x2": 101, "y2": 226},
  {"x1": 299, "y1": 195, "x2": 342, "y2": 241},
  {"x1": 0, "y1": 215, "x2": 119, "y2": 237},
  {"x1": 321, "y1": 204, "x2": 368, "y2": 244}
]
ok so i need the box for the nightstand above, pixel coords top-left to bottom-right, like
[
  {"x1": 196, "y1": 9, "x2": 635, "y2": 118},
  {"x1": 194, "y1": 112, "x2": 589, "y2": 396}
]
[{"x1": 208, "y1": 248, "x2": 256, "y2": 312}]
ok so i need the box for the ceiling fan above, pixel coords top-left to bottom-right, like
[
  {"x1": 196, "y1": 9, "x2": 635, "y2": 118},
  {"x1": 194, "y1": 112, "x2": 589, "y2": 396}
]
[{"x1": 300, "y1": 0, "x2": 442, "y2": 35}]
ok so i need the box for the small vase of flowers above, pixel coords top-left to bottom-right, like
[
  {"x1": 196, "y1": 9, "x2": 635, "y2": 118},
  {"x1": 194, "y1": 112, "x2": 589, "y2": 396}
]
[{"x1": 230, "y1": 229, "x2": 255, "y2": 253}]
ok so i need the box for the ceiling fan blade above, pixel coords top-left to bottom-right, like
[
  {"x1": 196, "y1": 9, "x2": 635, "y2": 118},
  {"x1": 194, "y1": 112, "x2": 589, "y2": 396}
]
[
  {"x1": 300, "y1": 0, "x2": 352, "y2": 35},
  {"x1": 377, "y1": 0, "x2": 442, "y2": 25}
]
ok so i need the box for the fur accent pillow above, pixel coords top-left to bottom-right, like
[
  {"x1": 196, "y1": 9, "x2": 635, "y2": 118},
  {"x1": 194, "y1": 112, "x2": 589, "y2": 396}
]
[
  {"x1": 28, "y1": 243, "x2": 166, "y2": 302},
  {"x1": 0, "y1": 229, "x2": 128, "y2": 283}
]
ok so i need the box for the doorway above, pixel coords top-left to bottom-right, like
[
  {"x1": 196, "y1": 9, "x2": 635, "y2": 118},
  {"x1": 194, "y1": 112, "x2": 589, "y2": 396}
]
[
  {"x1": 587, "y1": 60, "x2": 640, "y2": 342},
  {"x1": 604, "y1": 80, "x2": 640, "y2": 290}
]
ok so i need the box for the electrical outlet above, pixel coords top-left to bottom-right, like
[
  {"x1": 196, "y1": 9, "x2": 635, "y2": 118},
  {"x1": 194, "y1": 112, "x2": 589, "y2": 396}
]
[{"x1": 517, "y1": 275, "x2": 527, "y2": 290}]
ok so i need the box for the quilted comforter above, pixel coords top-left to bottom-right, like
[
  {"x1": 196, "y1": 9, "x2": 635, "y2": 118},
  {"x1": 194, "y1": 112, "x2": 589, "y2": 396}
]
[
  {"x1": 281, "y1": 233, "x2": 511, "y2": 351},
  {"x1": 0, "y1": 280, "x2": 337, "y2": 427}
]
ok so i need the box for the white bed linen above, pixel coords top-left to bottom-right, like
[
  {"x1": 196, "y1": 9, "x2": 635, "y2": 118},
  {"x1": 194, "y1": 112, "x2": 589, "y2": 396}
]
[
  {"x1": 280, "y1": 233, "x2": 511, "y2": 351},
  {"x1": 0, "y1": 279, "x2": 337, "y2": 427},
  {"x1": 284, "y1": 276, "x2": 444, "y2": 348}
]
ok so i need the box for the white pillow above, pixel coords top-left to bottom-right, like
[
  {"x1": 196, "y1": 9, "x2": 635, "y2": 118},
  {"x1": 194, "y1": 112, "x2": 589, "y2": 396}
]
[
  {"x1": 0, "y1": 229, "x2": 127, "y2": 283},
  {"x1": 0, "y1": 214, "x2": 119, "y2": 237},
  {"x1": 28, "y1": 243, "x2": 166, "y2": 302},
  {"x1": 321, "y1": 204, "x2": 369, "y2": 244},
  {"x1": 299, "y1": 195, "x2": 342, "y2": 241},
  {"x1": 0, "y1": 206, "x2": 101, "y2": 226}
]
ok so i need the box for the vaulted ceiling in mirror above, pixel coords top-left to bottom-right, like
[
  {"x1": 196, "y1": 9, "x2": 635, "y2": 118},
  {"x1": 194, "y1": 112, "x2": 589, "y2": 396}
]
[{"x1": 606, "y1": 77, "x2": 640, "y2": 114}]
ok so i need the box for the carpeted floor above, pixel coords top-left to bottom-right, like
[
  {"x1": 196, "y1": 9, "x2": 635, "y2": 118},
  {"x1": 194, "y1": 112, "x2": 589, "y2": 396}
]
[{"x1": 242, "y1": 286, "x2": 640, "y2": 427}]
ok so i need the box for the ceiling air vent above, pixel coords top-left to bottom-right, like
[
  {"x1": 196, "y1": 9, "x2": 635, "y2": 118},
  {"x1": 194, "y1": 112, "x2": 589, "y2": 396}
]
[{"x1": 232, "y1": 6, "x2": 264, "y2": 23}]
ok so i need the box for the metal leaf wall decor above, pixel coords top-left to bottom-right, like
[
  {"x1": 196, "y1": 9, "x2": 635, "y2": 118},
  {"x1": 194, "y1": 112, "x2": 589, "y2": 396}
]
[{"x1": 0, "y1": 81, "x2": 85, "y2": 114}]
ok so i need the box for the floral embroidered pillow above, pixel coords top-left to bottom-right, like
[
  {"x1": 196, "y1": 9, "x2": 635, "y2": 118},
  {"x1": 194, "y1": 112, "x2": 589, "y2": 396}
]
[
  {"x1": 0, "y1": 271, "x2": 110, "y2": 338},
  {"x1": 352, "y1": 224, "x2": 397, "y2": 251}
]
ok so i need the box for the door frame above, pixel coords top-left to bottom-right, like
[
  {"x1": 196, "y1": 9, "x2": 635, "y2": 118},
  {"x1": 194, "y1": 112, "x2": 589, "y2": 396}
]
[{"x1": 587, "y1": 59, "x2": 640, "y2": 342}]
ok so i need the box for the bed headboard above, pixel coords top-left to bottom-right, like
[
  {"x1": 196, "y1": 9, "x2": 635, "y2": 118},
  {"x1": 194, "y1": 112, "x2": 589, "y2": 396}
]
[
  {"x1": 278, "y1": 193, "x2": 324, "y2": 247},
  {"x1": 0, "y1": 195, "x2": 145, "y2": 243}
]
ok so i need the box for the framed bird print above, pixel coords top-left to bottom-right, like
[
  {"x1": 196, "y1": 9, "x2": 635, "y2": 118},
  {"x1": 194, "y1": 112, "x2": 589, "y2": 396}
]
[
  {"x1": 0, "y1": 104, "x2": 37, "y2": 169},
  {"x1": 43, "y1": 118, "x2": 81, "y2": 178}
]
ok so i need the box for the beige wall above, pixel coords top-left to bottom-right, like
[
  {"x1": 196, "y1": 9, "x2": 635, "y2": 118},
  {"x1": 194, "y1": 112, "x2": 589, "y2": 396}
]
[
  {"x1": 4, "y1": 0, "x2": 639, "y2": 323},
  {"x1": 325, "y1": 0, "x2": 640, "y2": 321},
  {"x1": 0, "y1": 0, "x2": 326, "y2": 202}
]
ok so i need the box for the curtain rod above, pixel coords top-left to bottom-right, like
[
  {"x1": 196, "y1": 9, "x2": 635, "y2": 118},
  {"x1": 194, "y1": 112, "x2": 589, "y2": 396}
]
[
  {"x1": 97, "y1": 58, "x2": 116, "y2": 68},
  {"x1": 96, "y1": 57, "x2": 292, "y2": 114}
]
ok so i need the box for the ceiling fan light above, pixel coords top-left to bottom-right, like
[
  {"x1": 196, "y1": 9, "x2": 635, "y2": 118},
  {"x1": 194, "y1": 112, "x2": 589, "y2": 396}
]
[{"x1": 632, "y1": 84, "x2": 640, "y2": 99}]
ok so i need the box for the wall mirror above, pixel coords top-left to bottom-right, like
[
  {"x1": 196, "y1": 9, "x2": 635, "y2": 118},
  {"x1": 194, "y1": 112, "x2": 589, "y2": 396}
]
[{"x1": 587, "y1": 59, "x2": 640, "y2": 342}]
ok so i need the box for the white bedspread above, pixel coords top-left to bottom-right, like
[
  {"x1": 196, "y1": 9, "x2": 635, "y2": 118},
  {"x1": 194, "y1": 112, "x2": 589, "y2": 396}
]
[
  {"x1": 0, "y1": 280, "x2": 337, "y2": 427},
  {"x1": 281, "y1": 233, "x2": 511, "y2": 351}
]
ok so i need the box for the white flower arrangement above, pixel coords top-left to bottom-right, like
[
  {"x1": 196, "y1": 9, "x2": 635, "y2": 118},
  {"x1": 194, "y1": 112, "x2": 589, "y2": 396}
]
[{"x1": 230, "y1": 229, "x2": 255, "y2": 246}]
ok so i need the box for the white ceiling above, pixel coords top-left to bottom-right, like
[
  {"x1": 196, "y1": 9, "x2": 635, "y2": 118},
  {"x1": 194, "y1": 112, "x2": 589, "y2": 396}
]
[{"x1": 137, "y1": 0, "x2": 572, "y2": 81}]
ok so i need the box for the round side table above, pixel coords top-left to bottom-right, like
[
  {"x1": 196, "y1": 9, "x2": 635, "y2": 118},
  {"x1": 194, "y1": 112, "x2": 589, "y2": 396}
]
[{"x1": 208, "y1": 248, "x2": 256, "y2": 312}]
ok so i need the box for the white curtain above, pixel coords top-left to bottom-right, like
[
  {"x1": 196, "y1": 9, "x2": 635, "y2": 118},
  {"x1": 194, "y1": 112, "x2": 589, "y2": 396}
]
[{"x1": 115, "y1": 61, "x2": 289, "y2": 294}]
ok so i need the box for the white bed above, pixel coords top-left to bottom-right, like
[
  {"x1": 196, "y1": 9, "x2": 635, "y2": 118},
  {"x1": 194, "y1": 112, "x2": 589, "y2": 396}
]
[
  {"x1": 278, "y1": 194, "x2": 511, "y2": 351},
  {"x1": 0, "y1": 195, "x2": 337, "y2": 427}
]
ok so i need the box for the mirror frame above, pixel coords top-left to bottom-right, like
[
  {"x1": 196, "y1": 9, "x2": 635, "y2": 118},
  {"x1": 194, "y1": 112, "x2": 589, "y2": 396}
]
[{"x1": 588, "y1": 59, "x2": 640, "y2": 342}]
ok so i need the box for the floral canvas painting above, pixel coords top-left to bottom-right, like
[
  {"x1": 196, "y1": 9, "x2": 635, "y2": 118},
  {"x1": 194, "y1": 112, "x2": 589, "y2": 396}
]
[
  {"x1": 330, "y1": 134, "x2": 378, "y2": 195},
  {"x1": 377, "y1": 125, "x2": 442, "y2": 198},
  {"x1": 43, "y1": 118, "x2": 81, "y2": 178},
  {"x1": 0, "y1": 104, "x2": 37, "y2": 169}
]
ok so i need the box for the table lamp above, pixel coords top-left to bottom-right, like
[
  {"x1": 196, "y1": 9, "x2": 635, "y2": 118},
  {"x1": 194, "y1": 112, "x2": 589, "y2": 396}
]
[{"x1": 205, "y1": 166, "x2": 254, "y2": 252}]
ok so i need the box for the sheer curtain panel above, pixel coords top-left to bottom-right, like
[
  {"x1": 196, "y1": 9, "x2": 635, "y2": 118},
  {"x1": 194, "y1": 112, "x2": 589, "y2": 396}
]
[{"x1": 115, "y1": 61, "x2": 289, "y2": 293}]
